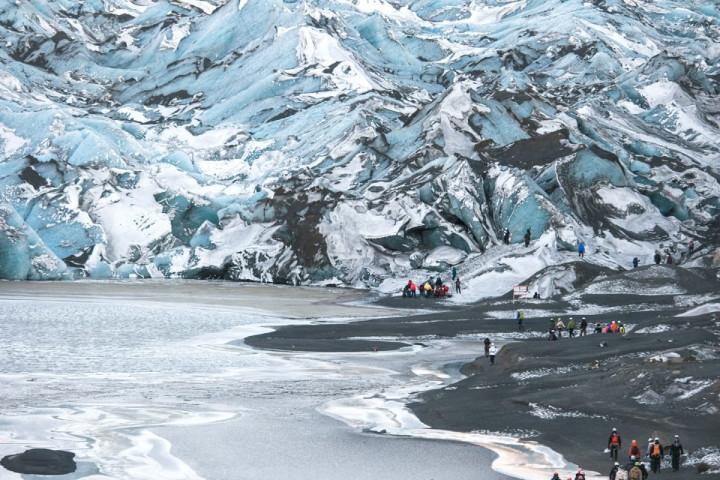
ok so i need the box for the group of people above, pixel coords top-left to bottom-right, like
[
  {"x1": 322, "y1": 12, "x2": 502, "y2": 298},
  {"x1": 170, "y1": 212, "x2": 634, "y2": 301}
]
[
  {"x1": 547, "y1": 317, "x2": 583, "y2": 340},
  {"x1": 545, "y1": 317, "x2": 626, "y2": 340},
  {"x1": 483, "y1": 338, "x2": 498, "y2": 365},
  {"x1": 401, "y1": 268, "x2": 462, "y2": 298},
  {"x1": 606, "y1": 428, "x2": 685, "y2": 479},
  {"x1": 402, "y1": 278, "x2": 451, "y2": 298}
]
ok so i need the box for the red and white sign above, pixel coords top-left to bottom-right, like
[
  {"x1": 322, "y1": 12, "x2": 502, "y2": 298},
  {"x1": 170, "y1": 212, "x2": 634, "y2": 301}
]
[{"x1": 513, "y1": 285, "x2": 528, "y2": 297}]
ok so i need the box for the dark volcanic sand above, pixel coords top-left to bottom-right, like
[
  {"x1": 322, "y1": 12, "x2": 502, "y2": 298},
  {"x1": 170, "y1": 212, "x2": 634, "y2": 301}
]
[{"x1": 245, "y1": 266, "x2": 720, "y2": 479}]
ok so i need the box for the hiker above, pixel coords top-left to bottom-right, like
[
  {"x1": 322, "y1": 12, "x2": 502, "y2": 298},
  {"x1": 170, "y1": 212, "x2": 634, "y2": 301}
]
[
  {"x1": 549, "y1": 317, "x2": 556, "y2": 330},
  {"x1": 451, "y1": 266, "x2": 457, "y2": 280},
  {"x1": 550, "y1": 473, "x2": 561, "y2": 480},
  {"x1": 484, "y1": 338, "x2": 491, "y2": 357},
  {"x1": 611, "y1": 462, "x2": 629, "y2": 480},
  {"x1": 611, "y1": 463, "x2": 627, "y2": 480},
  {"x1": 594, "y1": 322, "x2": 603, "y2": 333},
  {"x1": 574, "y1": 468, "x2": 586, "y2": 480},
  {"x1": 628, "y1": 439, "x2": 642, "y2": 460},
  {"x1": 610, "y1": 320, "x2": 618, "y2": 333},
  {"x1": 524, "y1": 228, "x2": 531, "y2": 247},
  {"x1": 669, "y1": 434, "x2": 684, "y2": 471},
  {"x1": 568, "y1": 317, "x2": 576, "y2": 338},
  {"x1": 646, "y1": 438, "x2": 654, "y2": 459},
  {"x1": 533, "y1": 291, "x2": 540, "y2": 299},
  {"x1": 625, "y1": 456, "x2": 638, "y2": 473},
  {"x1": 688, "y1": 240, "x2": 695, "y2": 256},
  {"x1": 409, "y1": 280, "x2": 417, "y2": 297},
  {"x1": 666, "y1": 253, "x2": 673, "y2": 265},
  {"x1": 654, "y1": 251, "x2": 662, "y2": 264},
  {"x1": 423, "y1": 282, "x2": 433, "y2": 297},
  {"x1": 632, "y1": 257, "x2": 639, "y2": 268},
  {"x1": 578, "y1": 241, "x2": 585, "y2": 257},
  {"x1": 628, "y1": 461, "x2": 644, "y2": 480},
  {"x1": 516, "y1": 309, "x2": 525, "y2": 331},
  {"x1": 649, "y1": 438, "x2": 664, "y2": 473},
  {"x1": 608, "y1": 428, "x2": 622, "y2": 460},
  {"x1": 580, "y1": 318, "x2": 588, "y2": 336},
  {"x1": 556, "y1": 317, "x2": 565, "y2": 338},
  {"x1": 435, "y1": 276, "x2": 443, "y2": 290},
  {"x1": 504, "y1": 228, "x2": 510, "y2": 245},
  {"x1": 488, "y1": 343, "x2": 498, "y2": 365},
  {"x1": 618, "y1": 321, "x2": 626, "y2": 334},
  {"x1": 455, "y1": 277, "x2": 461, "y2": 294},
  {"x1": 548, "y1": 328, "x2": 558, "y2": 341}
]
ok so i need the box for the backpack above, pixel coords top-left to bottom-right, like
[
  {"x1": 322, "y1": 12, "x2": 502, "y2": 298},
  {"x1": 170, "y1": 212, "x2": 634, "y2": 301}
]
[
  {"x1": 652, "y1": 444, "x2": 661, "y2": 456},
  {"x1": 615, "y1": 467, "x2": 627, "y2": 480},
  {"x1": 611, "y1": 433, "x2": 619, "y2": 443},
  {"x1": 628, "y1": 467, "x2": 642, "y2": 480}
]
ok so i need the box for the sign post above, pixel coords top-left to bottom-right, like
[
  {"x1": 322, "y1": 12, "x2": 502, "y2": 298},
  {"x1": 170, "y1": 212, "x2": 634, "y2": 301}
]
[{"x1": 512, "y1": 285, "x2": 528, "y2": 301}]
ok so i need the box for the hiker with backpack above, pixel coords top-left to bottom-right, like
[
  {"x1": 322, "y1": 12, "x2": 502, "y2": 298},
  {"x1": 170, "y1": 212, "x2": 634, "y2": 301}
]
[
  {"x1": 608, "y1": 428, "x2": 622, "y2": 460},
  {"x1": 628, "y1": 461, "x2": 646, "y2": 480},
  {"x1": 611, "y1": 462, "x2": 628, "y2": 480},
  {"x1": 550, "y1": 472, "x2": 561, "y2": 480},
  {"x1": 649, "y1": 438, "x2": 664, "y2": 473},
  {"x1": 568, "y1": 317, "x2": 576, "y2": 338},
  {"x1": 628, "y1": 439, "x2": 641, "y2": 461},
  {"x1": 574, "y1": 468, "x2": 586, "y2": 480}
]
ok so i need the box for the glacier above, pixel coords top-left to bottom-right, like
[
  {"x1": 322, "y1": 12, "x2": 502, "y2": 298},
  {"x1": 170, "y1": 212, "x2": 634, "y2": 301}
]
[{"x1": 0, "y1": 0, "x2": 718, "y2": 289}]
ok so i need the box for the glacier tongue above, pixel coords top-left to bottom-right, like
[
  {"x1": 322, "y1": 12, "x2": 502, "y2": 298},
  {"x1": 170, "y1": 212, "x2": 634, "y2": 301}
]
[{"x1": 0, "y1": 0, "x2": 718, "y2": 287}]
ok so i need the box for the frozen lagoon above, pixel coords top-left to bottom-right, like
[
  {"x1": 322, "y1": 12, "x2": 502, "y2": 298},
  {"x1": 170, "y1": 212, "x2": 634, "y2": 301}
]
[{"x1": 0, "y1": 281, "x2": 580, "y2": 480}]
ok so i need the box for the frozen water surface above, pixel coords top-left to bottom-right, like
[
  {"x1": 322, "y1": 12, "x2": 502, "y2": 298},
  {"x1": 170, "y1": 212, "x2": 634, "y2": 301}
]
[{"x1": 0, "y1": 281, "x2": 593, "y2": 479}]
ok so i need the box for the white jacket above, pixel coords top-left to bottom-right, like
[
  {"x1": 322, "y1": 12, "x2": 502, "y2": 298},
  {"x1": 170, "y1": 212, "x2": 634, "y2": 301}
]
[{"x1": 489, "y1": 345, "x2": 498, "y2": 356}]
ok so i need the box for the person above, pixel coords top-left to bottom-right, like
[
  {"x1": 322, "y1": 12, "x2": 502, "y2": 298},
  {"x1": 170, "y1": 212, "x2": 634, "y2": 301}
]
[
  {"x1": 435, "y1": 276, "x2": 443, "y2": 290},
  {"x1": 613, "y1": 464, "x2": 628, "y2": 480},
  {"x1": 455, "y1": 277, "x2": 461, "y2": 294},
  {"x1": 646, "y1": 438, "x2": 654, "y2": 459},
  {"x1": 423, "y1": 282, "x2": 433, "y2": 297},
  {"x1": 628, "y1": 461, "x2": 642, "y2": 480},
  {"x1": 533, "y1": 291, "x2": 540, "y2": 299},
  {"x1": 594, "y1": 322, "x2": 602, "y2": 333},
  {"x1": 669, "y1": 435, "x2": 684, "y2": 472},
  {"x1": 649, "y1": 438, "x2": 664, "y2": 473},
  {"x1": 548, "y1": 328, "x2": 558, "y2": 341},
  {"x1": 504, "y1": 228, "x2": 510, "y2": 245},
  {"x1": 688, "y1": 240, "x2": 695, "y2": 256},
  {"x1": 524, "y1": 228, "x2": 531, "y2": 247},
  {"x1": 550, "y1": 473, "x2": 561, "y2": 480},
  {"x1": 632, "y1": 257, "x2": 639, "y2": 268},
  {"x1": 654, "y1": 251, "x2": 662, "y2": 264},
  {"x1": 484, "y1": 338, "x2": 491, "y2": 357},
  {"x1": 556, "y1": 317, "x2": 565, "y2": 338},
  {"x1": 549, "y1": 317, "x2": 556, "y2": 330},
  {"x1": 568, "y1": 317, "x2": 576, "y2": 338},
  {"x1": 403, "y1": 282, "x2": 411, "y2": 297},
  {"x1": 667, "y1": 253, "x2": 673, "y2": 264},
  {"x1": 580, "y1": 318, "x2": 588, "y2": 336},
  {"x1": 516, "y1": 310, "x2": 525, "y2": 331},
  {"x1": 628, "y1": 439, "x2": 641, "y2": 460},
  {"x1": 574, "y1": 468, "x2": 586, "y2": 480},
  {"x1": 625, "y1": 456, "x2": 638, "y2": 472},
  {"x1": 637, "y1": 461, "x2": 649, "y2": 480},
  {"x1": 409, "y1": 280, "x2": 417, "y2": 297},
  {"x1": 488, "y1": 343, "x2": 498, "y2": 365},
  {"x1": 610, "y1": 320, "x2": 618, "y2": 333},
  {"x1": 608, "y1": 428, "x2": 622, "y2": 460},
  {"x1": 618, "y1": 321, "x2": 625, "y2": 334},
  {"x1": 451, "y1": 266, "x2": 457, "y2": 280},
  {"x1": 578, "y1": 242, "x2": 585, "y2": 257}
]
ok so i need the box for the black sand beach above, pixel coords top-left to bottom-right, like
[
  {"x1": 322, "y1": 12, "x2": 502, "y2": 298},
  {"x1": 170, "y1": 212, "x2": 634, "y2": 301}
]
[{"x1": 245, "y1": 265, "x2": 720, "y2": 479}]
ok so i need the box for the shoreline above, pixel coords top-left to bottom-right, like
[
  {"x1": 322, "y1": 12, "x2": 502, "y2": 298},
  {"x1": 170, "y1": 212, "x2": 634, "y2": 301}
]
[{"x1": 244, "y1": 288, "x2": 720, "y2": 479}]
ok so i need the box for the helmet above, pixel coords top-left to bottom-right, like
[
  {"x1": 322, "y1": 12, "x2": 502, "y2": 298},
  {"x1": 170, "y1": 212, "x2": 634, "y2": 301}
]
[
  {"x1": 674, "y1": 434, "x2": 679, "y2": 438},
  {"x1": 631, "y1": 456, "x2": 636, "y2": 460},
  {"x1": 612, "y1": 427, "x2": 617, "y2": 432},
  {"x1": 615, "y1": 462, "x2": 619, "y2": 466},
  {"x1": 631, "y1": 440, "x2": 637, "y2": 444},
  {"x1": 648, "y1": 438, "x2": 653, "y2": 442},
  {"x1": 655, "y1": 437, "x2": 659, "y2": 441}
]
